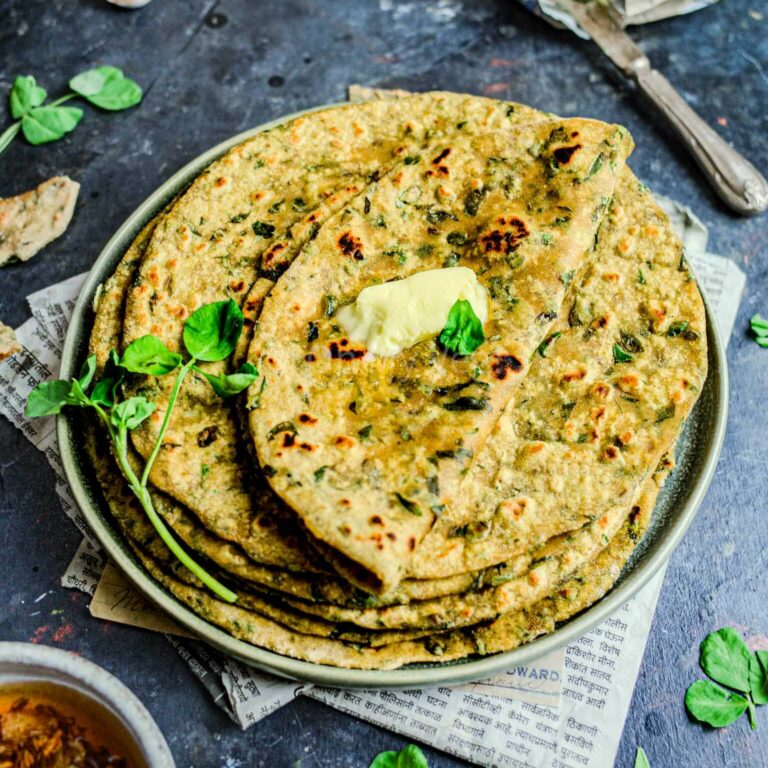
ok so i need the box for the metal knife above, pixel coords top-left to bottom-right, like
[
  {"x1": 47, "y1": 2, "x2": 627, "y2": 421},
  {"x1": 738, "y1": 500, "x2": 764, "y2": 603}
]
[{"x1": 556, "y1": 0, "x2": 768, "y2": 215}]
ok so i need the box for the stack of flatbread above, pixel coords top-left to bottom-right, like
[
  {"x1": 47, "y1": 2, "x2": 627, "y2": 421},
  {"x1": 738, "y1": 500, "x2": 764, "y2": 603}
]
[{"x1": 85, "y1": 91, "x2": 707, "y2": 669}]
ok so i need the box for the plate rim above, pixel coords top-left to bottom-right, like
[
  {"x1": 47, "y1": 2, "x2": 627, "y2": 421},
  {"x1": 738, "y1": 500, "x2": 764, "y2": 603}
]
[{"x1": 57, "y1": 103, "x2": 729, "y2": 688}]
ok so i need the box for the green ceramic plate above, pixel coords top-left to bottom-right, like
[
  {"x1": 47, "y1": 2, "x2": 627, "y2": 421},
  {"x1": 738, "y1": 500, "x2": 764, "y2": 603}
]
[{"x1": 57, "y1": 106, "x2": 728, "y2": 688}]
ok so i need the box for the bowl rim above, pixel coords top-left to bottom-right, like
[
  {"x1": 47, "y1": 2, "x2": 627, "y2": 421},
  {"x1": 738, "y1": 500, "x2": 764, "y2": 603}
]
[
  {"x1": 0, "y1": 641, "x2": 175, "y2": 766},
  {"x1": 57, "y1": 102, "x2": 729, "y2": 688}
]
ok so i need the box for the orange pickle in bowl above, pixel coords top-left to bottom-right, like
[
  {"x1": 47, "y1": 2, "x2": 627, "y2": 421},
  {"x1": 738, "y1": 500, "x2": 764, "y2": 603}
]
[{"x1": 0, "y1": 680, "x2": 147, "y2": 768}]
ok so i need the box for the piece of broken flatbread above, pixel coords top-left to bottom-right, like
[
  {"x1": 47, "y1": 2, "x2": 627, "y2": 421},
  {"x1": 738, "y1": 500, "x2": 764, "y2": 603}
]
[
  {"x1": 0, "y1": 176, "x2": 79, "y2": 267},
  {"x1": 0, "y1": 321, "x2": 20, "y2": 362}
]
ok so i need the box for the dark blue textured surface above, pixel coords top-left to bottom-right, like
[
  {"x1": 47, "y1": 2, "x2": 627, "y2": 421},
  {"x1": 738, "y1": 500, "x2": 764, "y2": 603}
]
[{"x1": 1, "y1": 1, "x2": 766, "y2": 765}]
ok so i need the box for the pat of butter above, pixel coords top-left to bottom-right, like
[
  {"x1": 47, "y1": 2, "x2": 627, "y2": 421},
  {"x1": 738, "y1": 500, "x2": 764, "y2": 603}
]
[{"x1": 337, "y1": 267, "x2": 488, "y2": 357}]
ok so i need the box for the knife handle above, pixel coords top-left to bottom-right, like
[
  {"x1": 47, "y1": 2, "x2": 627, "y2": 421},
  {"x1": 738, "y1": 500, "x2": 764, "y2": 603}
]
[{"x1": 634, "y1": 67, "x2": 768, "y2": 215}]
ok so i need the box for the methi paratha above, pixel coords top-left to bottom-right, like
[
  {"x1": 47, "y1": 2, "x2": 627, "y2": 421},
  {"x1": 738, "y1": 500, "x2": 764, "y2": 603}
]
[
  {"x1": 248, "y1": 171, "x2": 706, "y2": 627},
  {"x1": 249, "y1": 120, "x2": 633, "y2": 593},
  {"x1": 90, "y1": 115, "x2": 703, "y2": 601},
  {"x1": 77, "y1": 91, "x2": 707, "y2": 670},
  {"x1": 86, "y1": 215, "x2": 554, "y2": 604},
  {"x1": 85, "y1": 189, "x2": 696, "y2": 632}
]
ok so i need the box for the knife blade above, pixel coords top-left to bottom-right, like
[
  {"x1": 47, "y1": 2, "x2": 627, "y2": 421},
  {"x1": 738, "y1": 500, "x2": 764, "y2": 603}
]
[
  {"x1": 555, "y1": 0, "x2": 768, "y2": 215},
  {"x1": 556, "y1": 0, "x2": 649, "y2": 75}
]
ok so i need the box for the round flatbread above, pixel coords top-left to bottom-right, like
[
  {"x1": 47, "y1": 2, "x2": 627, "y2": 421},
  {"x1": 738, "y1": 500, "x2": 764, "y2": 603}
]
[{"x1": 80, "y1": 92, "x2": 707, "y2": 669}]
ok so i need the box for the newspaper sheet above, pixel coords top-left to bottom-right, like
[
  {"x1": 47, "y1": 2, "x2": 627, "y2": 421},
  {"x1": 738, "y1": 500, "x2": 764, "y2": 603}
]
[{"x1": 0, "y1": 199, "x2": 745, "y2": 766}]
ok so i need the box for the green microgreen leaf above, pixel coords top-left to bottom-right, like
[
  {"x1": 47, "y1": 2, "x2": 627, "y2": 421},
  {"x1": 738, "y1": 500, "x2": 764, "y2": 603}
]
[
  {"x1": 613, "y1": 343, "x2": 633, "y2": 363},
  {"x1": 67, "y1": 69, "x2": 107, "y2": 97},
  {"x1": 749, "y1": 650, "x2": 768, "y2": 705},
  {"x1": 369, "y1": 744, "x2": 429, "y2": 768},
  {"x1": 9, "y1": 75, "x2": 47, "y2": 119},
  {"x1": 77, "y1": 354, "x2": 97, "y2": 391},
  {"x1": 68, "y1": 378, "x2": 92, "y2": 407},
  {"x1": 183, "y1": 299, "x2": 244, "y2": 362},
  {"x1": 438, "y1": 299, "x2": 485, "y2": 357},
  {"x1": 89, "y1": 350, "x2": 125, "y2": 407},
  {"x1": 110, "y1": 396, "x2": 156, "y2": 431},
  {"x1": 24, "y1": 380, "x2": 74, "y2": 417},
  {"x1": 685, "y1": 679, "x2": 748, "y2": 728},
  {"x1": 700, "y1": 627, "x2": 752, "y2": 692},
  {"x1": 195, "y1": 362, "x2": 258, "y2": 398},
  {"x1": 634, "y1": 747, "x2": 651, "y2": 768},
  {"x1": 21, "y1": 105, "x2": 83, "y2": 145},
  {"x1": 750, "y1": 313, "x2": 768, "y2": 333},
  {"x1": 121, "y1": 335, "x2": 183, "y2": 376},
  {"x1": 747, "y1": 699, "x2": 758, "y2": 731},
  {"x1": 69, "y1": 66, "x2": 142, "y2": 111}
]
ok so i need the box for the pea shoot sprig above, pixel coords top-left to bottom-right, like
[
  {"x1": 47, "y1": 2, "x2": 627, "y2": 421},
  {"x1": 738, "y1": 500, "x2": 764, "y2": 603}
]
[
  {"x1": 1, "y1": 66, "x2": 142, "y2": 158},
  {"x1": 686, "y1": 627, "x2": 768, "y2": 730},
  {"x1": 25, "y1": 299, "x2": 257, "y2": 603}
]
